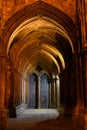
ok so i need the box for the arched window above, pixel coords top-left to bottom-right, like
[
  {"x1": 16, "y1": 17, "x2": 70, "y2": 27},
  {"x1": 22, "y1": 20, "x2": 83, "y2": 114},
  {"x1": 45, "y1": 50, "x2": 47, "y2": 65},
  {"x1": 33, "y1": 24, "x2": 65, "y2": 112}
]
[
  {"x1": 40, "y1": 74, "x2": 49, "y2": 108},
  {"x1": 28, "y1": 73, "x2": 49, "y2": 109},
  {"x1": 28, "y1": 73, "x2": 37, "y2": 108}
]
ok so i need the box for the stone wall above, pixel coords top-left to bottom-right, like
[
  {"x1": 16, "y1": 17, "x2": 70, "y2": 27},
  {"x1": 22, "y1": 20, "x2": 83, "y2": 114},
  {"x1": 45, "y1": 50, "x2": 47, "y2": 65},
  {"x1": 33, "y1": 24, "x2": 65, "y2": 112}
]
[{"x1": 1, "y1": 0, "x2": 76, "y2": 27}]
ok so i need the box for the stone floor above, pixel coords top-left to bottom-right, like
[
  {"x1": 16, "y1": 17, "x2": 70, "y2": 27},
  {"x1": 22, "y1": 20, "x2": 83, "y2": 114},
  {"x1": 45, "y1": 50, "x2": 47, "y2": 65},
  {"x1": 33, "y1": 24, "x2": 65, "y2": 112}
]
[
  {"x1": 17, "y1": 109, "x2": 59, "y2": 121},
  {"x1": 6, "y1": 109, "x2": 87, "y2": 130}
]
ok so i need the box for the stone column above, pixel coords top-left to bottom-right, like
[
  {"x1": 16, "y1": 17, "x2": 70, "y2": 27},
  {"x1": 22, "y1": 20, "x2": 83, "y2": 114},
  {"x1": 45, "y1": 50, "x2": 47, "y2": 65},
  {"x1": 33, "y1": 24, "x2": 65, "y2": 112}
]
[
  {"x1": 76, "y1": 0, "x2": 87, "y2": 45},
  {"x1": 21, "y1": 77, "x2": 27, "y2": 104},
  {"x1": 75, "y1": 0, "x2": 86, "y2": 117},
  {"x1": 21, "y1": 77, "x2": 26, "y2": 104},
  {"x1": 72, "y1": 50, "x2": 85, "y2": 118},
  {"x1": 14, "y1": 69, "x2": 18, "y2": 105},
  {"x1": 55, "y1": 77, "x2": 60, "y2": 108},
  {"x1": 25, "y1": 78, "x2": 29, "y2": 103},
  {"x1": 21, "y1": 76, "x2": 27, "y2": 110},
  {"x1": 56, "y1": 75, "x2": 66, "y2": 115},
  {"x1": 17, "y1": 73, "x2": 20, "y2": 105},
  {"x1": 81, "y1": 48, "x2": 87, "y2": 130},
  {"x1": 0, "y1": 55, "x2": 6, "y2": 109},
  {"x1": 5, "y1": 60, "x2": 11, "y2": 109},
  {"x1": 19, "y1": 74, "x2": 22, "y2": 105},
  {"x1": 82, "y1": 49, "x2": 87, "y2": 108},
  {"x1": 0, "y1": 54, "x2": 8, "y2": 128},
  {"x1": 22, "y1": 77, "x2": 24, "y2": 103},
  {"x1": 9, "y1": 68, "x2": 16, "y2": 118},
  {"x1": 53, "y1": 78, "x2": 56, "y2": 108},
  {"x1": 37, "y1": 77, "x2": 40, "y2": 109},
  {"x1": 16, "y1": 71, "x2": 21, "y2": 106}
]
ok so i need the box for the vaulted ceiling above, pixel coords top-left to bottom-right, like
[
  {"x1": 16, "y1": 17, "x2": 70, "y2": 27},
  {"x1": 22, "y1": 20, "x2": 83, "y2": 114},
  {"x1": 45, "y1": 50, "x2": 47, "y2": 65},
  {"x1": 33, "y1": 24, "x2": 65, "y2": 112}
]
[
  {"x1": 8, "y1": 16, "x2": 73, "y2": 76},
  {"x1": 4, "y1": 1, "x2": 75, "y2": 77}
]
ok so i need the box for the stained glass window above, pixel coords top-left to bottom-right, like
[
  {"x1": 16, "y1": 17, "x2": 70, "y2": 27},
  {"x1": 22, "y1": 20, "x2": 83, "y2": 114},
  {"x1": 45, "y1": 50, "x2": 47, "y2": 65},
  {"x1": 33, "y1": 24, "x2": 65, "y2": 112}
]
[{"x1": 28, "y1": 73, "x2": 37, "y2": 108}]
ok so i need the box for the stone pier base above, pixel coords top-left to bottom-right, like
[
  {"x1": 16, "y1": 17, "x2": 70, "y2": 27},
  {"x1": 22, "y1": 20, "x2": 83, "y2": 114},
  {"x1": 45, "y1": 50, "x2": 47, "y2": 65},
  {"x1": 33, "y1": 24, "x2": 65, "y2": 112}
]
[
  {"x1": 0, "y1": 109, "x2": 9, "y2": 129},
  {"x1": 57, "y1": 105, "x2": 65, "y2": 116}
]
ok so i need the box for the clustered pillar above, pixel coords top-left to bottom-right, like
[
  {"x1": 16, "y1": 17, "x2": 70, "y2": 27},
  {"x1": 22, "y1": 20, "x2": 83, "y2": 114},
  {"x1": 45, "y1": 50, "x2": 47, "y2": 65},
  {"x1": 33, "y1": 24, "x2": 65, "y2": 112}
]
[
  {"x1": 0, "y1": 54, "x2": 8, "y2": 128},
  {"x1": 56, "y1": 77, "x2": 60, "y2": 108},
  {"x1": 83, "y1": 49, "x2": 87, "y2": 113},
  {"x1": 48, "y1": 76, "x2": 60, "y2": 109}
]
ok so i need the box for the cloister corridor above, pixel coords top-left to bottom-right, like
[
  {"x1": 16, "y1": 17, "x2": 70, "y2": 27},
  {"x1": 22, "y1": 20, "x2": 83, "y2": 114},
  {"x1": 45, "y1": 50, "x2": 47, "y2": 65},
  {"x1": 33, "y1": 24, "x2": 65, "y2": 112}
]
[{"x1": 1, "y1": 1, "x2": 87, "y2": 130}]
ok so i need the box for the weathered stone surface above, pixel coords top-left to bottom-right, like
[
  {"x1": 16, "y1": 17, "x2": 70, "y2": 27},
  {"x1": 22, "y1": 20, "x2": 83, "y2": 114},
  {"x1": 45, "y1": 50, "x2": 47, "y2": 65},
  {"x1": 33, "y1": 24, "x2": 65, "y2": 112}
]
[{"x1": 2, "y1": 0, "x2": 76, "y2": 25}]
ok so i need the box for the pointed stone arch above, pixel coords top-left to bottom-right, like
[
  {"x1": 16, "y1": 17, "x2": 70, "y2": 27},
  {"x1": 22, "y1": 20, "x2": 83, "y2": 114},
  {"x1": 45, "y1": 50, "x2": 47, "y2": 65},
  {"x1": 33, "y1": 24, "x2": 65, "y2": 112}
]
[
  {"x1": 2, "y1": 1, "x2": 78, "y2": 118},
  {"x1": 3, "y1": 1, "x2": 77, "y2": 53}
]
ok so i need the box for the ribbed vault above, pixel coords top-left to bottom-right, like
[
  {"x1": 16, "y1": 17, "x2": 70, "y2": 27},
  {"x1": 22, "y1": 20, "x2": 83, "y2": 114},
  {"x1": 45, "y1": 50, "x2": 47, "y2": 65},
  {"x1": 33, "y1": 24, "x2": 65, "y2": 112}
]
[
  {"x1": 2, "y1": 0, "x2": 78, "y2": 80},
  {"x1": 8, "y1": 15, "x2": 74, "y2": 76},
  {"x1": 2, "y1": 1, "x2": 78, "y2": 117}
]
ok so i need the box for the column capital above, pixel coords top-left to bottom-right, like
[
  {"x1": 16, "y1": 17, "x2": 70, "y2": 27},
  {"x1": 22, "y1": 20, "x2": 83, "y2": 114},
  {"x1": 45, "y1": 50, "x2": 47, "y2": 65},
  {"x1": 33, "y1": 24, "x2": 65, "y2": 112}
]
[
  {"x1": 38, "y1": 76, "x2": 40, "y2": 80},
  {"x1": 53, "y1": 77, "x2": 59, "y2": 82}
]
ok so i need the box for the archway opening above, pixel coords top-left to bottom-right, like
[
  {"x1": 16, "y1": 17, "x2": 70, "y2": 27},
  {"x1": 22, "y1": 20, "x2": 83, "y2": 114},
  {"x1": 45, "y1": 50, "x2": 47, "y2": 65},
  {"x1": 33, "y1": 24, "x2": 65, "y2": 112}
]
[{"x1": 4, "y1": 1, "x2": 77, "y2": 118}]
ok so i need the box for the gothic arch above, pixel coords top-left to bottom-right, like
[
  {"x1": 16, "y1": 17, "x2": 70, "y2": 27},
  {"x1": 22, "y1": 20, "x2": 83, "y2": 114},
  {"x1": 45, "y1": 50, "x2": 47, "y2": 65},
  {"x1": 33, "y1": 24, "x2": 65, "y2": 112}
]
[
  {"x1": 2, "y1": 1, "x2": 78, "y2": 117},
  {"x1": 2, "y1": 1, "x2": 77, "y2": 53}
]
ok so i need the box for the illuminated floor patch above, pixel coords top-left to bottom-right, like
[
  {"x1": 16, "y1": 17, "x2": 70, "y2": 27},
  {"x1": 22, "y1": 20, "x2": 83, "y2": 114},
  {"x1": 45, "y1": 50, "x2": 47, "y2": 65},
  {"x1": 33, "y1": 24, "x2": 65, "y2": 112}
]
[{"x1": 17, "y1": 109, "x2": 59, "y2": 121}]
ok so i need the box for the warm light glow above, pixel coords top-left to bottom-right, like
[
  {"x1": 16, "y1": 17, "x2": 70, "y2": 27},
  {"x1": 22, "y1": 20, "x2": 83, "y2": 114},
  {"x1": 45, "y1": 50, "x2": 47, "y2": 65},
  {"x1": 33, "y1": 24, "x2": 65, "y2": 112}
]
[
  {"x1": 42, "y1": 44, "x2": 65, "y2": 69},
  {"x1": 56, "y1": 75, "x2": 59, "y2": 80},
  {"x1": 23, "y1": 49, "x2": 60, "y2": 74},
  {"x1": 41, "y1": 49, "x2": 60, "y2": 73},
  {"x1": 7, "y1": 16, "x2": 74, "y2": 54}
]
